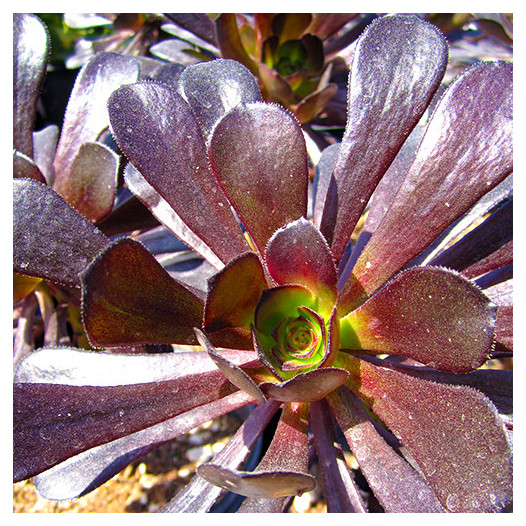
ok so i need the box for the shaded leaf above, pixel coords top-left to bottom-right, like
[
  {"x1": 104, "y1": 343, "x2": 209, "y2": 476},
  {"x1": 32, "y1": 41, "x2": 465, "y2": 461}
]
[
  {"x1": 339, "y1": 60, "x2": 513, "y2": 314},
  {"x1": 178, "y1": 59, "x2": 262, "y2": 141},
  {"x1": 294, "y1": 82, "x2": 338, "y2": 123},
  {"x1": 327, "y1": 386, "x2": 445, "y2": 512},
  {"x1": 53, "y1": 52, "x2": 139, "y2": 192},
  {"x1": 61, "y1": 142, "x2": 119, "y2": 223},
  {"x1": 13, "y1": 13, "x2": 49, "y2": 158},
  {"x1": 310, "y1": 399, "x2": 368, "y2": 512},
  {"x1": 340, "y1": 266, "x2": 496, "y2": 373},
  {"x1": 265, "y1": 218, "x2": 337, "y2": 315},
  {"x1": 337, "y1": 353, "x2": 513, "y2": 512},
  {"x1": 13, "y1": 179, "x2": 109, "y2": 287},
  {"x1": 209, "y1": 102, "x2": 308, "y2": 255},
  {"x1": 13, "y1": 150, "x2": 46, "y2": 182},
  {"x1": 108, "y1": 81, "x2": 249, "y2": 266},
  {"x1": 80, "y1": 237, "x2": 203, "y2": 347},
  {"x1": 32, "y1": 124, "x2": 59, "y2": 185},
  {"x1": 272, "y1": 13, "x2": 312, "y2": 43},
  {"x1": 319, "y1": 15, "x2": 448, "y2": 262}
]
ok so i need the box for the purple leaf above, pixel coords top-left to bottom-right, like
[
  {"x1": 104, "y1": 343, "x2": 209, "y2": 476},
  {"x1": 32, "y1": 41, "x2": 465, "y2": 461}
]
[
  {"x1": 32, "y1": 124, "x2": 59, "y2": 185},
  {"x1": 197, "y1": 402, "x2": 315, "y2": 498},
  {"x1": 108, "y1": 81, "x2": 249, "y2": 266},
  {"x1": 14, "y1": 369, "x2": 238, "y2": 481},
  {"x1": 339, "y1": 60, "x2": 513, "y2": 314},
  {"x1": 33, "y1": 390, "x2": 253, "y2": 500},
  {"x1": 163, "y1": 399, "x2": 281, "y2": 512},
  {"x1": 495, "y1": 305, "x2": 513, "y2": 352},
  {"x1": 13, "y1": 150, "x2": 46, "y2": 183},
  {"x1": 52, "y1": 52, "x2": 139, "y2": 191},
  {"x1": 310, "y1": 400, "x2": 367, "y2": 512},
  {"x1": 429, "y1": 199, "x2": 512, "y2": 275},
  {"x1": 319, "y1": 14, "x2": 448, "y2": 262},
  {"x1": 463, "y1": 241, "x2": 513, "y2": 280},
  {"x1": 60, "y1": 142, "x2": 119, "y2": 223},
  {"x1": 265, "y1": 218, "x2": 338, "y2": 314},
  {"x1": 259, "y1": 368, "x2": 349, "y2": 402},
  {"x1": 13, "y1": 179, "x2": 109, "y2": 287},
  {"x1": 80, "y1": 237, "x2": 204, "y2": 347},
  {"x1": 340, "y1": 266, "x2": 496, "y2": 373},
  {"x1": 13, "y1": 13, "x2": 49, "y2": 158},
  {"x1": 327, "y1": 386, "x2": 445, "y2": 512},
  {"x1": 312, "y1": 143, "x2": 340, "y2": 226},
  {"x1": 195, "y1": 329, "x2": 267, "y2": 403},
  {"x1": 209, "y1": 102, "x2": 308, "y2": 255},
  {"x1": 338, "y1": 353, "x2": 513, "y2": 512},
  {"x1": 178, "y1": 59, "x2": 262, "y2": 141},
  {"x1": 204, "y1": 251, "x2": 268, "y2": 332}
]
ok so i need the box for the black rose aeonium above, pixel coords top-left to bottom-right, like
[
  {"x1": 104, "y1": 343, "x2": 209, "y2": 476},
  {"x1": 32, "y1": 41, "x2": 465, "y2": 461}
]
[{"x1": 13, "y1": 15, "x2": 513, "y2": 513}]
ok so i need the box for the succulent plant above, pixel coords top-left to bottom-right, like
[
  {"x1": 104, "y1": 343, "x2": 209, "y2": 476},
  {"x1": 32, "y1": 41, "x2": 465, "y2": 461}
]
[{"x1": 13, "y1": 14, "x2": 512, "y2": 513}]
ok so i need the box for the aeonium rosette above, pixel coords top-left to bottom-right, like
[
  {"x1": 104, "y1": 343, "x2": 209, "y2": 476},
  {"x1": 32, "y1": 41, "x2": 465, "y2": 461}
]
[{"x1": 13, "y1": 14, "x2": 512, "y2": 513}]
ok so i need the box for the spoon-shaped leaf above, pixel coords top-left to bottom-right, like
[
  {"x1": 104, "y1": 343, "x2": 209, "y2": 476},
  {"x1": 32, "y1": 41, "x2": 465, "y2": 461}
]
[
  {"x1": 81, "y1": 237, "x2": 203, "y2": 347},
  {"x1": 178, "y1": 58, "x2": 262, "y2": 141},
  {"x1": 13, "y1": 179, "x2": 109, "y2": 287},
  {"x1": 338, "y1": 353, "x2": 513, "y2": 512},
  {"x1": 265, "y1": 218, "x2": 338, "y2": 315},
  {"x1": 340, "y1": 266, "x2": 496, "y2": 373},
  {"x1": 209, "y1": 102, "x2": 308, "y2": 255},
  {"x1": 108, "y1": 81, "x2": 249, "y2": 266},
  {"x1": 318, "y1": 14, "x2": 448, "y2": 262},
  {"x1": 339, "y1": 60, "x2": 513, "y2": 314}
]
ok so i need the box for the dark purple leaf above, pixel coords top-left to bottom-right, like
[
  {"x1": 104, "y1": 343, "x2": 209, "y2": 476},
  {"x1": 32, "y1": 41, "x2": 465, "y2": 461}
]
[
  {"x1": 327, "y1": 386, "x2": 445, "y2": 512},
  {"x1": 60, "y1": 142, "x2": 119, "y2": 223},
  {"x1": 165, "y1": 13, "x2": 218, "y2": 46},
  {"x1": 52, "y1": 52, "x2": 139, "y2": 192},
  {"x1": 162, "y1": 399, "x2": 281, "y2": 512},
  {"x1": 294, "y1": 83, "x2": 338, "y2": 124},
  {"x1": 13, "y1": 151, "x2": 46, "y2": 182},
  {"x1": 265, "y1": 218, "x2": 338, "y2": 314},
  {"x1": 13, "y1": 13, "x2": 49, "y2": 158},
  {"x1": 13, "y1": 293, "x2": 38, "y2": 371},
  {"x1": 495, "y1": 305, "x2": 513, "y2": 352},
  {"x1": 475, "y1": 264, "x2": 513, "y2": 290},
  {"x1": 209, "y1": 102, "x2": 308, "y2": 255},
  {"x1": 237, "y1": 496, "x2": 290, "y2": 513},
  {"x1": 340, "y1": 266, "x2": 495, "y2": 373},
  {"x1": 272, "y1": 13, "x2": 312, "y2": 42},
  {"x1": 13, "y1": 179, "x2": 109, "y2": 287},
  {"x1": 33, "y1": 390, "x2": 253, "y2": 500},
  {"x1": 32, "y1": 124, "x2": 59, "y2": 185},
  {"x1": 197, "y1": 402, "x2": 315, "y2": 498},
  {"x1": 178, "y1": 59, "x2": 262, "y2": 141},
  {"x1": 339, "y1": 60, "x2": 513, "y2": 314},
  {"x1": 195, "y1": 329, "x2": 266, "y2": 403},
  {"x1": 14, "y1": 368, "x2": 238, "y2": 482},
  {"x1": 259, "y1": 368, "x2": 349, "y2": 402},
  {"x1": 338, "y1": 353, "x2": 513, "y2": 512},
  {"x1": 463, "y1": 241, "x2": 513, "y2": 280},
  {"x1": 204, "y1": 252, "x2": 268, "y2": 332},
  {"x1": 80, "y1": 237, "x2": 203, "y2": 347},
  {"x1": 484, "y1": 278, "x2": 513, "y2": 306},
  {"x1": 108, "y1": 81, "x2": 249, "y2": 267},
  {"x1": 312, "y1": 143, "x2": 340, "y2": 226},
  {"x1": 310, "y1": 400, "x2": 367, "y2": 512},
  {"x1": 429, "y1": 199, "x2": 512, "y2": 274},
  {"x1": 319, "y1": 14, "x2": 448, "y2": 262}
]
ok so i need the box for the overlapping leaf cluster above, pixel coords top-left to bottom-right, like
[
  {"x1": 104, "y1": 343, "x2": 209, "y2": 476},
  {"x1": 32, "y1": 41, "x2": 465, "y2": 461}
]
[{"x1": 13, "y1": 13, "x2": 513, "y2": 513}]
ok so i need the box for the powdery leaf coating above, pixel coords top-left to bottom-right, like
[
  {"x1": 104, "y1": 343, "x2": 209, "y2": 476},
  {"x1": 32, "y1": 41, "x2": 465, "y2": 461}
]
[
  {"x1": 108, "y1": 81, "x2": 249, "y2": 266},
  {"x1": 265, "y1": 218, "x2": 338, "y2": 315},
  {"x1": 81, "y1": 237, "x2": 203, "y2": 347},
  {"x1": 319, "y1": 14, "x2": 448, "y2": 262},
  {"x1": 339, "y1": 60, "x2": 513, "y2": 314},
  {"x1": 339, "y1": 266, "x2": 496, "y2": 373},
  {"x1": 339, "y1": 354, "x2": 513, "y2": 512},
  {"x1": 13, "y1": 179, "x2": 109, "y2": 287},
  {"x1": 209, "y1": 102, "x2": 308, "y2": 255}
]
